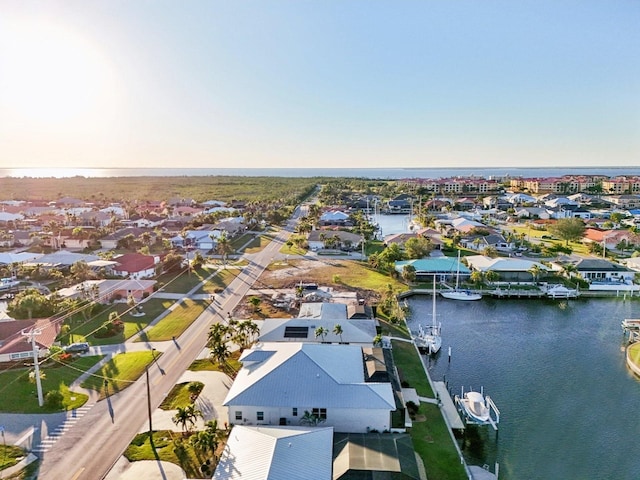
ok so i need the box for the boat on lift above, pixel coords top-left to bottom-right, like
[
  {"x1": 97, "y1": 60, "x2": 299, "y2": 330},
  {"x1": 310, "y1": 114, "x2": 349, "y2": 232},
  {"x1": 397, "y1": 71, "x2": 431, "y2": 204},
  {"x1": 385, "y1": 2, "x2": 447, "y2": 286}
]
[
  {"x1": 459, "y1": 390, "x2": 491, "y2": 423},
  {"x1": 416, "y1": 281, "x2": 441, "y2": 355},
  {"x1": 622, "y1": 319, "x2": 640, "y2": 331},
  {"x1": 440, "y1": 250, "x2": 482, "y2": 301}
]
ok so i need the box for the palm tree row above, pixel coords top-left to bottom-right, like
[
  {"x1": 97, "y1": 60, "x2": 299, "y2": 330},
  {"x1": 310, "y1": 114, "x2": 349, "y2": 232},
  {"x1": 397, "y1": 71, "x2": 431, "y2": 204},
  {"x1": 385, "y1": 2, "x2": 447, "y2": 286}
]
[{"x1": 206, "y1": 318, "x2": 260, "y2": 373}]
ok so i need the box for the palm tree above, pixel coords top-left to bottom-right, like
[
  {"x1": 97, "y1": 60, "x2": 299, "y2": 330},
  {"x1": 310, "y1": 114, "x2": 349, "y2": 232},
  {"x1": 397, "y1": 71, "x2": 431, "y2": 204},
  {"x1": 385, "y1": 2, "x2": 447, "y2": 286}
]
[
  {"x1": 333, "y1": 324, "x2": 344, "y2": 343},
  {"x1": 190, "y1": 420, "x2": 222, "y2": 461},
  {"x1": 485, "y1": 270, "x2": 499, "y2": 284},
  {"x1": 173, "y1": 403, "x2": 203, "y2": 434},
  {"x1": 528, "y1": 264, "x2": 543, "y2": 284},
  {"x1": 210, "y1": 342, "x2": 231, "y2": 370},
  {"x1": 299, "y1": 410, "x2": 325, "y2": 427},
  {"x1": 215, "y1": 233, "x2": 233, "y2": 269},
  {"x1": 470, "y1": 270, "x2": 484, "y2": 286},
  {"x1": 315, "y1": 326, "x2": 328, "y2": 342}
]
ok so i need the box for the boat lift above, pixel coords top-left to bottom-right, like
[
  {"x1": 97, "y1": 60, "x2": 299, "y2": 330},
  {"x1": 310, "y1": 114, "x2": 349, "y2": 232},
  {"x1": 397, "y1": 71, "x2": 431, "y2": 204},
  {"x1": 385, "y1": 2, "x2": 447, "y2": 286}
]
[
  {"x1": 455, "y1": 386, "x2": 500, "y2": 431},
  {"x1": 622, "y1": 319, "x2": 640, "y2": 342}
]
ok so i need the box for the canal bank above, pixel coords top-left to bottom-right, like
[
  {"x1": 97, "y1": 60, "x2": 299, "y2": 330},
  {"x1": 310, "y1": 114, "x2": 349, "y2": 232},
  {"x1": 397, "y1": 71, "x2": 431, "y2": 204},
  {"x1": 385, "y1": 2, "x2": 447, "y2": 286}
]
[{"x1": 404, "y1": 296, "x2": 640, "y2": 480}]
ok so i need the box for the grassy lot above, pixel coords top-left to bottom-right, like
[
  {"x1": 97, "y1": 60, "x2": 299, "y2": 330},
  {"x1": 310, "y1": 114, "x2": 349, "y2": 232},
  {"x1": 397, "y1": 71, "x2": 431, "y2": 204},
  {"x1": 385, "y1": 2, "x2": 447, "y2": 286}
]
[
  {"x1": 195, "y1": 267, "x2": 241, "y2": 295},
  {"x1": 279, "y1": 243, "x2": 307, "y2": 256},
  {"x1": 81, "y1": 350, "x2": 158, "y2": 400},
  {"x1": 506, "y1": 224, "x2": 591, "y2": 256},
  {"x1": 229, "y1": 233, "x2": 253, "y2": 251},
  {"x1": 157, "y1": 266, "x2": 217, "y2": 294},
  {"x1": 378, "y1": 318, "x2": 410, "y2": 340},
  {"x1": 390, "y1": 340, "x2": 466, "y2": 480},
  {"x1": 628, "y1": 342, "x2": 640, "y2": 370},
  {"x1": 263, "y1": 259, "x2": 407, "y2": 295},
  {"x1": 66, "y1": 299, "x2": 175, "y2": 346},
  {"x1": 243, "y1": 234, "x2": 274, "y2": 254},
  {"x1": 0, "y1": 355, "x2": 103, "y2": 413},
  {"x1": 159, "y1": 381, "x2": 204, "y2": 410},
  {"x1": 125, "y1": 430, "x2": 223, "y2": 479},
  {"x1": 137, "y1": 299, "x2": 206, "y2": 342}
]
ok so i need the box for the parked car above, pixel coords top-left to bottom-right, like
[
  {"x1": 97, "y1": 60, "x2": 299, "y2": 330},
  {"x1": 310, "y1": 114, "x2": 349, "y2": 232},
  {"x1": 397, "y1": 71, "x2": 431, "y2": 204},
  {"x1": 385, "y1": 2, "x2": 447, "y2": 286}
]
[{"x1": 64, "y1": 342, "x2": 90, "y2": 354}]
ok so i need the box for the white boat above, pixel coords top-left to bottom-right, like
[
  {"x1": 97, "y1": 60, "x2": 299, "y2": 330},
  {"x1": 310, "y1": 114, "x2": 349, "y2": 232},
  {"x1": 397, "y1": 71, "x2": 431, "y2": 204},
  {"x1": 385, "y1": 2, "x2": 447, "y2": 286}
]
[
  {"x1": 546, "y1": 284, "x2": 578, "y2": 299},
  {"x1": 460, "y1": 390, "x2": 491, "y2": 423},
  {"x1": 440, "y1": 250, "x2": 482, "y2": 301},
  {"x1": 416, "y1": 281, "x2": 441, "y2": 354}
]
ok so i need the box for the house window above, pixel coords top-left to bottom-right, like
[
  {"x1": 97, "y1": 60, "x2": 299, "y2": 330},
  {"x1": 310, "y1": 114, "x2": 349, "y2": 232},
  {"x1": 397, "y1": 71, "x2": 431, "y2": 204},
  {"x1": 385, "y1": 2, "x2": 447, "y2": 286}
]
[
  {"x1": 257, "y1": 412, "x2": 264, "y2": 421},
  {"x1": 312, "y1": 408, "x2": 327, "y2": 420},
  {"x1": 292, "y1": 407, "x2": 298, "y2": 417},
  {"x1": 235, "y1": 411, "x2": 242, "y2": 421}
]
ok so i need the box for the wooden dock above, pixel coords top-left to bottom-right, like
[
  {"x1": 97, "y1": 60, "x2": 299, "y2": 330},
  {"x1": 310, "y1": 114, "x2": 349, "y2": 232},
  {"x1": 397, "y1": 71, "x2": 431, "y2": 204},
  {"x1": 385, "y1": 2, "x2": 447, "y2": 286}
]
[
  {"x1": 433, "y1": 381, "x2": 465, "y2": 430},
  {"x1": 490, "y1": 288, "x2": 545, "y2": 298}
]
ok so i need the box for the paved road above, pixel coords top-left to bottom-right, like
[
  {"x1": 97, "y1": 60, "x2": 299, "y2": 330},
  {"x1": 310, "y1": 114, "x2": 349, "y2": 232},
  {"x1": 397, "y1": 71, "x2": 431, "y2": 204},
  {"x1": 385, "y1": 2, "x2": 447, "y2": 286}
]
[{"x1": 37, "y1": 216, "x2": 297, "y2": 480}]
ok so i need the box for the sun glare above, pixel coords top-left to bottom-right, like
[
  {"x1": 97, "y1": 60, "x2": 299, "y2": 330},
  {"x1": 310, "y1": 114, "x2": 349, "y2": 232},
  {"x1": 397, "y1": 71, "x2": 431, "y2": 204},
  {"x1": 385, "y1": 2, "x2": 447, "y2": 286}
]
[{"x1": 0, "y1": 19, "x2": 116, "y2": 127}]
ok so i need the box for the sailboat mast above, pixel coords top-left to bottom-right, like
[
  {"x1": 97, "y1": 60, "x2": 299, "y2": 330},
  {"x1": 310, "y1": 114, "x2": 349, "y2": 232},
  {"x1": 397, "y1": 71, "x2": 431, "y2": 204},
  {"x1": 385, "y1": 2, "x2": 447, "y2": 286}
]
[
  {"x1": 455, "y1": 250, "x2": 461, "y2": 290},
  {"x1": 432, "y1": 276, "x2": 437, "y2": 327}
]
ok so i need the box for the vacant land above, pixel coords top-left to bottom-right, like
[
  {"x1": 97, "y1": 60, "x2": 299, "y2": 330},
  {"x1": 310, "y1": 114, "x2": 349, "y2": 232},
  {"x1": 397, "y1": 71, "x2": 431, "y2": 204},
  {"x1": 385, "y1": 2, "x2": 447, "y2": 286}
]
[{"x1": 137, "y1": 299, "x2": 206, "y2": 342}]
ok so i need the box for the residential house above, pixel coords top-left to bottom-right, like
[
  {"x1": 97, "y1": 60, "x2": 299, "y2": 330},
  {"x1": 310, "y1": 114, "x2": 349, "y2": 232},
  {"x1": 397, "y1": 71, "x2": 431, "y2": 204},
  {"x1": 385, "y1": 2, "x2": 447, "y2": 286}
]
[
  {"x1": 213, "y1": 426, "x2": 334, "y2": 480},
  {"x1": 0, "y1": 318, "x2": 60, "y2": 363},
  {"x1": 55, "y1": 279, "x2": 156, "y2": 303},
  {"x1": 571, "y1": 259, "x2": 637, "y2": 288},
  {"x1": 307, "y1": 230, "x2": 361, "y2": 252},
  {"x1": 319, "y1": 210, "x2": 351, "y2": 226},
  {"x1": 112, "y1": 253, "x2": 159, "y2": 279},
  {"x1": 394, "y1": 257, "x2": 469, "y2": 282},
  {"x1": 386, "y1": 195, "x2": 412, "y2": 214},
  {"x1": 460, "y1": 233, "x2": 513, "y2": 252},
  {"x1": 258, "y1": 316, "x2": 377, "y2": 345},
  {"x1": 99, "y1": 227, "x2": 156, "y2": 250},
  {"x1": 223, "y1": 342, "x2": 397, "y2": 433},
  {"x1": 171, "y1": 229, "x2": 222, "y2": 250},
  {"x1": 464, "y1": 255, "x2": 549, "y2": 283},
  {"x1": 24, "y1": 251, "x2": 100, "y2": 270}
]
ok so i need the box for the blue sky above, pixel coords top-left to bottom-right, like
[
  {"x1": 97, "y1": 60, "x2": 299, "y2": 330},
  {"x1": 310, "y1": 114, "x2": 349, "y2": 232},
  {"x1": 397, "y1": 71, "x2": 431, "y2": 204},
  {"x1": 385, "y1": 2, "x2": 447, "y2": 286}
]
[{"x1": 0, "y1": 1, "x2": 638, "y2": 169}]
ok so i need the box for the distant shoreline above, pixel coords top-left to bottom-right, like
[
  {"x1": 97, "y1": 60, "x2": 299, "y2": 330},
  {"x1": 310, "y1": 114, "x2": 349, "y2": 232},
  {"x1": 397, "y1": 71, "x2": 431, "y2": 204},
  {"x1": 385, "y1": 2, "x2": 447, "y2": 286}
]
[{"x1": 2, "y1": 166, "x2": 640, "y2": 179}]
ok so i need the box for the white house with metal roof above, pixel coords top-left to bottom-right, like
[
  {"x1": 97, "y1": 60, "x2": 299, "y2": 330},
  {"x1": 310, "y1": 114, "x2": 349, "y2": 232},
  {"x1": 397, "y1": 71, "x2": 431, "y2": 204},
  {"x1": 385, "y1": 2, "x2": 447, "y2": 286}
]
[
  {"x1": 223, "y1": 342, "x2": 397, "y2": 434},
  {"x1": 213, "y1": 425, "x2": 333, "y2": 480},
  {"x1": 465, "y1": 255, "x2": 549, "y2": 283}
]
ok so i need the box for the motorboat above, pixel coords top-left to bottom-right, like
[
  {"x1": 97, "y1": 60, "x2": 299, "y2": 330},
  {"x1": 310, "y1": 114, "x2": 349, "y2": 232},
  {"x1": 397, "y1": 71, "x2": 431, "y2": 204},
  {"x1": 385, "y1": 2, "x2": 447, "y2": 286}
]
[
  {"x1": 546, "y1": 284, "x2": 578, "y2": 299},
  {"x1": 416, "y1": 281, "x2": 441, "y2": 354},
  {"x1": 440, "y1": 250, "x2": 482, "y2": 301},
  {"x1": 460, "y1": 390, "x2": 491, "y2": 423}
]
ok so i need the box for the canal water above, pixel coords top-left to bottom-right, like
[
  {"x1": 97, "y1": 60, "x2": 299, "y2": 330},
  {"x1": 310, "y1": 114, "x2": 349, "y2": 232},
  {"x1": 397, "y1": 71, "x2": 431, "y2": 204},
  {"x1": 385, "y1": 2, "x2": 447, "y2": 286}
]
[{"x1": 405, "y1": 296, "x2": 640, "y2": 480}]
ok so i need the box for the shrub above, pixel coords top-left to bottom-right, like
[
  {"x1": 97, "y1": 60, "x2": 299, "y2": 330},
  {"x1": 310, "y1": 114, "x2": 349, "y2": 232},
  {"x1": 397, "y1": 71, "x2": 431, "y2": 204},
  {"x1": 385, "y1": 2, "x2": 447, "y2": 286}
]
[{"x1": 45, "y1": 390, "x2": 64, "y2": 409}]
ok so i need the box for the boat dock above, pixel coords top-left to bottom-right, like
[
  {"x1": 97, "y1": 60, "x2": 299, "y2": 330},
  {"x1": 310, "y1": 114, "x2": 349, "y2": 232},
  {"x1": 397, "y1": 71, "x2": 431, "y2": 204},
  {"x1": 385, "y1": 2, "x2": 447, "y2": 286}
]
[
  {"x1": 622, "y1": 319, "x2": 640, "y2": 342},
  {"x1": 490, "y1": 288, "x2": 545, "y2": 299},
  {"x1": 433, "y1": 381, "x2": 465, "y2": 430}
]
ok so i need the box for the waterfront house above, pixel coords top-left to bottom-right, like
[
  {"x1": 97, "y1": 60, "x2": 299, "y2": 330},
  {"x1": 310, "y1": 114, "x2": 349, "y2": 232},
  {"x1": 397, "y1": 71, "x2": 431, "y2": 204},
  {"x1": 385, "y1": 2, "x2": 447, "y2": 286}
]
[
  {"x1": 213, "y1": 425, "x2": 334, "y2": 480},
  {"x1": 55, "y1": 279, "x2": 156, "y2": 303},
  {"x1": 307, "y1": 230, "x2": 361, "y2": 251},
  {"x1": 258, "y1": 317, "x2": 377, "y2": 345},
  {"x1": 571, "y1": 259, "x2": 637, "y2": 290},
  {"x1": 223, "y1": 342, "x2": 397, "y2": 433},
  {"x1": 318, "y1": 210, "x2": 351, "y2": 226},
  {"x1": 394, "y1": 257, "x2": 469, "y2": 282},
  {"x1": 464, "y1": 255, "x2": 549, "y2": 283}
]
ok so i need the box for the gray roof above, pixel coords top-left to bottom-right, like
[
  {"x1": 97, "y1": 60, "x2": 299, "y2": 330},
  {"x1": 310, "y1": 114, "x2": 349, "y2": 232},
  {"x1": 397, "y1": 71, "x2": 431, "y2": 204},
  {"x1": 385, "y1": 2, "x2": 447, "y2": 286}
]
[
  {"x1": 224, "y1": 343, "x2": 395, "y2": 410},
  {"x1": 574, "y1": 259, "x2": 632, "y2": 272},
  {"x1": 298, "y1": 302, "x2": 348, "y2": 320},
  {"x1": 26, "y1": 250, "x2": 100, "y2": 267},
  {"x1": 259, "y1": 318, "x2": 377, "y2": 344},
  {"x1": 214, "y1": 426, "x2": 333, "y2": 480},
  {"x1": 333, "y1": 433, "x2": 421, "y2": 480}
]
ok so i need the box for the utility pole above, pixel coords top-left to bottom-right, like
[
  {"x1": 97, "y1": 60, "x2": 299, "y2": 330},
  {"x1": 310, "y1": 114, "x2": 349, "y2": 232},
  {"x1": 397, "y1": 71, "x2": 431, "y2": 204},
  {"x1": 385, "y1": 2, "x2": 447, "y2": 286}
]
[{"x1": 21, "y1": 328, "x2": 44, "y2": 407}]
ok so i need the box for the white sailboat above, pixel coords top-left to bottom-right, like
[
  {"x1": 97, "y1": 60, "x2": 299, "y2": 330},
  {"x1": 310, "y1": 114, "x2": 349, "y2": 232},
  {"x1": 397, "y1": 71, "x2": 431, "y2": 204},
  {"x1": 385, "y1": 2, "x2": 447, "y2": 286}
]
[
  {"x1": 440, "y1": 250, "x2": 482, "y2": 301},
  {"x1": 416, "y1": 281, "x2": 441, "y2": 354}
]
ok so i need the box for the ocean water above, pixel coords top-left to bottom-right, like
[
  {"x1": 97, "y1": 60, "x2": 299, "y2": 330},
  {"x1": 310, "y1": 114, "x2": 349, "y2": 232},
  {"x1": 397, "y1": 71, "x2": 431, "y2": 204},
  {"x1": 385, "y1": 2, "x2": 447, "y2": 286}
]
[{"x1": 2, "y1": 166, "x2": 640, "y2": 179}]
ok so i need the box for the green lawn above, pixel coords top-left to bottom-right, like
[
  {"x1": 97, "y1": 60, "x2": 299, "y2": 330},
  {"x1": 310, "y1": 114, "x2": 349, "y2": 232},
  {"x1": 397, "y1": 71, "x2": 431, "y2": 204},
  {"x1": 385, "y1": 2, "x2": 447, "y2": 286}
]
[
  {"x1": 66, "y1": 299, "x2": 175, "y2": 346},
  {"x1": 243, "y1": 234, "x2": 274, "y2": 253},
  {"x1": 81, "y1": 350, "x2": 158, "y2": 400},
  {"x1": 137, "y1": 299, "x2": 206, "y2": 342},
  {"x1": 159, "y1": 381, "x2": 204, "y2": 410},
  {"x1": 279, "y1": 244, "x2": 307, "y2": 255},
  {"x1": 628, "y1": 342, "x2": 640, "y2": 369},
  {"x1": 390, "y1": 340, "x2": 467, "y2": 480},
  {"x1": 157, "y1": 266, "x2": 217, "y2": 294},
  {"x1": 0, "y1": 355, "x2": 103, "y2": 413},
  {"x1": 188, "y1": 351, "x2": 242, "y2": 373},
  {"x1": 195, "y1": 268, "x2": 241, "y2": 294}
]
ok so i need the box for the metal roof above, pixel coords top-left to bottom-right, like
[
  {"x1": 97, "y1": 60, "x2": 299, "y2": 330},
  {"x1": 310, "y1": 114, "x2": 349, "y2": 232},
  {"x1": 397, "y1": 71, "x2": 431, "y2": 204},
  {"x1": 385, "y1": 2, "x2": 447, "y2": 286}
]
[{"x1": 213, "y1": 425, "x2": 334, "y2": 480}]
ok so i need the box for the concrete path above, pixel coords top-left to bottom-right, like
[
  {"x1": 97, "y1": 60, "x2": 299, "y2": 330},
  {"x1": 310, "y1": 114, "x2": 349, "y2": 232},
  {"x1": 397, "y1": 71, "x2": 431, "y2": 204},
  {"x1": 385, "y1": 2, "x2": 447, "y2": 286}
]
[{"x1": 104, "y1": 457, "x2": 185, "y2": 480}]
